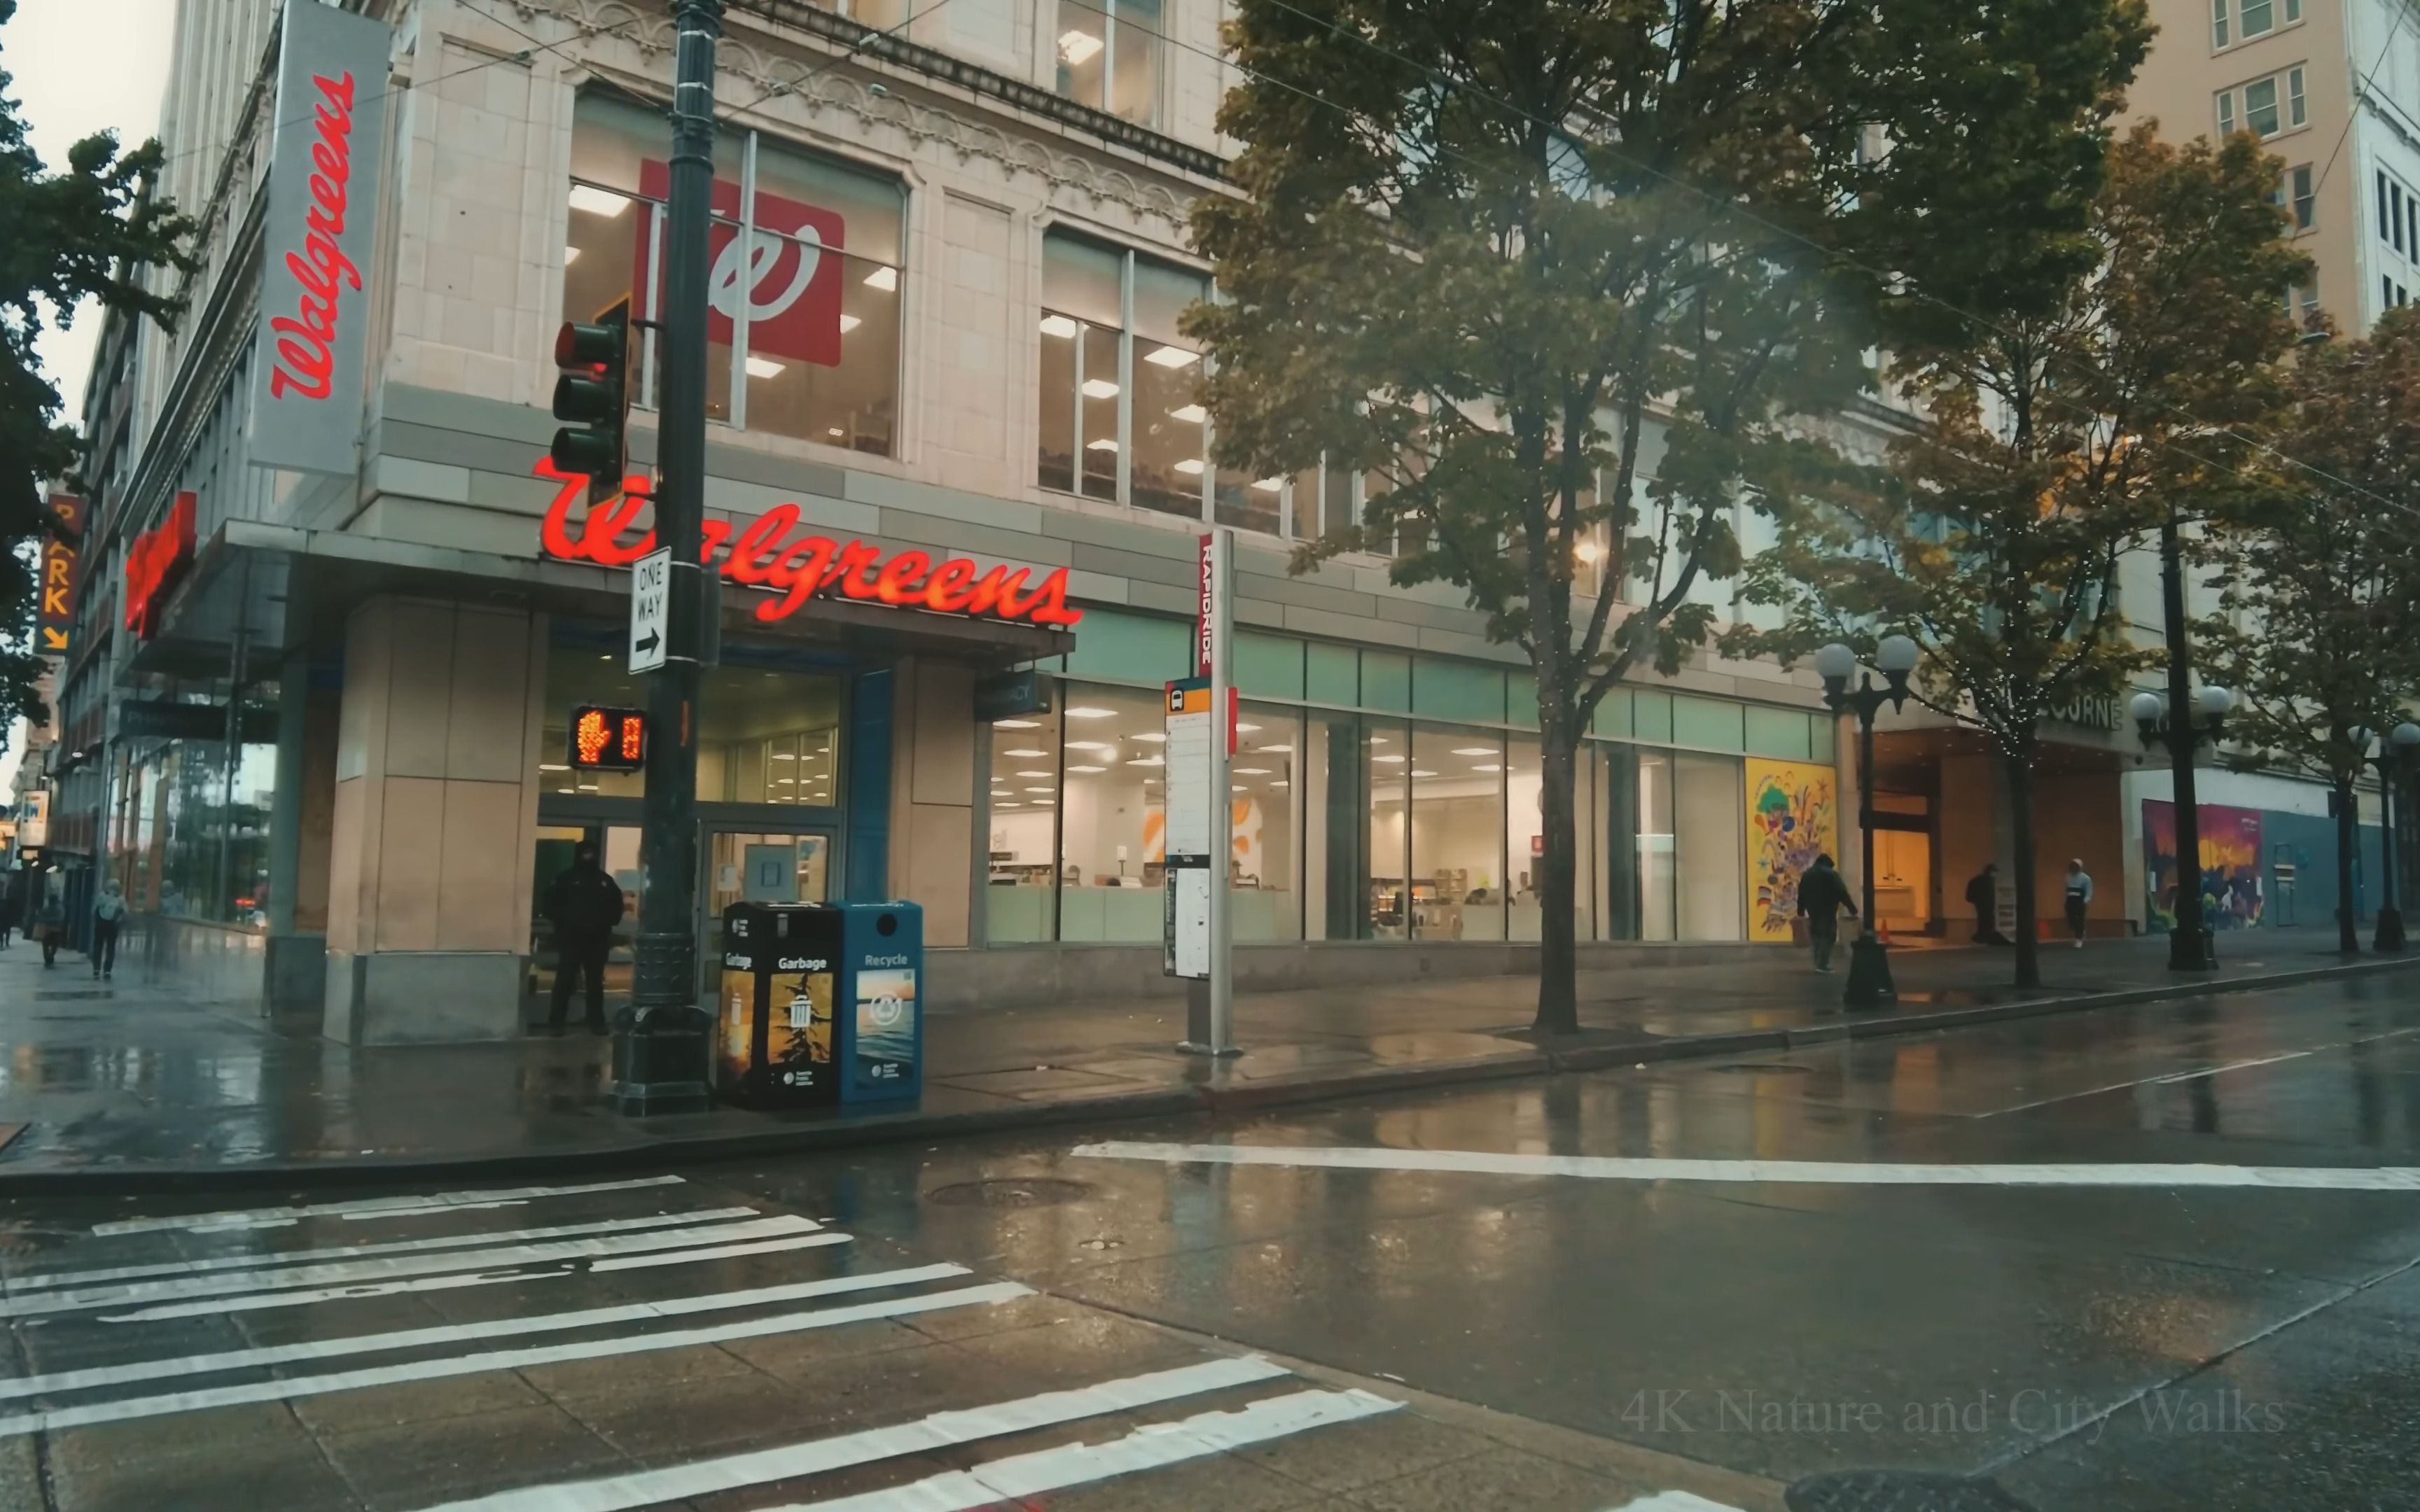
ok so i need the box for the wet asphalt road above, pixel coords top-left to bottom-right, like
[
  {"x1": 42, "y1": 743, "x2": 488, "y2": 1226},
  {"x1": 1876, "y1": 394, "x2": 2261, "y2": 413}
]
[{"x1": 8, "y1": 976, "x2": 2420, "y2": 1511}]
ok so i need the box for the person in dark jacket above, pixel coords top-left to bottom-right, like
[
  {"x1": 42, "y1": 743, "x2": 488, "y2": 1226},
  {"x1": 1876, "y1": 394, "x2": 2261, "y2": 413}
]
[
  {"x1": 0, "y1": 872, "x2": 18, "y2": 950},
  {"x1": 1966, "y1": 863, "x2": 2010, "y2": 945},
  {"x1": 1796, "y1": 854, "x2": 1856, "y2": 973},
  {"x1": 545, "y1": 841, "x2": 626, "y2": 1035}
]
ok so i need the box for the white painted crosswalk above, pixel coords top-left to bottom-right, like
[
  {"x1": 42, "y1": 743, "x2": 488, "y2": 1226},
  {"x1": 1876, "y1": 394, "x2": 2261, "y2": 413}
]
[{"x1": 3, "y1": 1174, "x2": 1421, "y2": 1511}]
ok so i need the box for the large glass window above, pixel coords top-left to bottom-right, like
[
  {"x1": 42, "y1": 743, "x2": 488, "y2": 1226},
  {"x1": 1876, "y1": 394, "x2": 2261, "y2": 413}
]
[
  {"x1": 1674, "y1": 752, "x2": 1745, "y2": 940},
  {"x1": 1038, "y1": 234, "x2": 1226, "y2": 523},
  {"x1": 1055, "y1": 0, "x2": 1161, "y2": 128},
  {"x1": 985, "y1": 707, "x2": 1063, "y2": 943},
  {"x1": 1410, "y1": 726, "x2": 1503, "y2": 941},
  {"x1": 118, "y1": 722, "x2": 277, "y2": 930},
  {"x1": 1232, "y1": 706, "x2": 1302, "y2": 940},
  {"x1": 540, "y1": 643, "x2": 842, "y2": 808},
  {"x1": 1367, "y1": 722, "x2": 1411, "y2": 937},
  {"x1": 565, "y1": 92, "x2": 903, "y2": 456},
  {"x1": 1057, "y1": 687, "x2": 1167, "y2": 941},
  {"x1": 1636, "y1": 749, "x2": 1677, "y2": 940}
]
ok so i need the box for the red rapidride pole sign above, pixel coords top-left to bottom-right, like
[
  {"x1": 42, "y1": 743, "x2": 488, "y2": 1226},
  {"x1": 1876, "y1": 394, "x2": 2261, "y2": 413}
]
[{"x1": 535, "y1": 459, "x2": 1084, "y2": 629}]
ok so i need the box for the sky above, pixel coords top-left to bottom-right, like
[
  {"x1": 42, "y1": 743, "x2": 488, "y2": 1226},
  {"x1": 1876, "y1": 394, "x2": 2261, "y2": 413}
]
[{"x1": 1, "y1": 0, "x2": 175, "y2": 794}]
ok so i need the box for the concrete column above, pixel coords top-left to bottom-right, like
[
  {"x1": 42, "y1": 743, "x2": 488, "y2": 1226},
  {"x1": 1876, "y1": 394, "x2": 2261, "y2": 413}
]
[
  {"x1": 885, "y1": 657, "x2": 975, "y2": 947},
  {"x1": 263, "y1": 654, "x2": 325, "y2": 1008},
  {"x1": 323, "y1": 596, "x2": 549, "y2": 1042}
]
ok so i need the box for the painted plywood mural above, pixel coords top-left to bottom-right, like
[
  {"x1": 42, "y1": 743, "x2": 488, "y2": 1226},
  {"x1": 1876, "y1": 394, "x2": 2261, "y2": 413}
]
[
  {"x1": 1746, "y1": 757, "x2": 1840, "y2": 941},
  {"x1": 2143, "y1": 799, "x2": 2265, "y2": 931}
]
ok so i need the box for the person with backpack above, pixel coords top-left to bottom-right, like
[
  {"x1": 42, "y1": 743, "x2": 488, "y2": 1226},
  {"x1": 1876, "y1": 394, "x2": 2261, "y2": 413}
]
[
  {"x1": 544, "y1": 840, "x2": 626, "y2": 1035},
  {"x1": 91, "y1": 879, "x2": 128, "y2": 980},
  {"x1": 1796, "y1": 853, "x2": 1857, "y2": 974}
]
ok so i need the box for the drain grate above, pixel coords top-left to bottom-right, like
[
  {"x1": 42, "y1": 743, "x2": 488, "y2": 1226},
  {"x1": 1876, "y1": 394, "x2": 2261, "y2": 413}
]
[
  {"x1": 924, "y1": 1177, "x2": 1093, "y2": 1209},
  {"x1": 1787, "y1": 1471, "x2": 2037, "y2": 1512},
  {"x1": 1709, "y1": 1062, "x2": 1816, "y2": 1075}
]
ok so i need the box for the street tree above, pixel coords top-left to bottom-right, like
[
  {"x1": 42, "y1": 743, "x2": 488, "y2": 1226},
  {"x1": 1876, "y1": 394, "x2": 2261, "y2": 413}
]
[
  {"x1": 1731, "y1": 126, "x2": 2307, "y2": 988},
  {"x1": 0, "y1": 0, "x2": 191, "y2": 743},
  {"x1": 2204, "y1": 309, "x2": 2420, "y2": 955},
  {"x1": 1189, "y1": 0, "x2": 2149, "y2": 1032}
]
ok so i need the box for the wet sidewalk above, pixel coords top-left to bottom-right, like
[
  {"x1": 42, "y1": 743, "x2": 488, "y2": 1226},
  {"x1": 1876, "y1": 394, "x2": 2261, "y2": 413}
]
[{"x1": 0, "y1": 928, "x2": 2412, "y2": 1189}]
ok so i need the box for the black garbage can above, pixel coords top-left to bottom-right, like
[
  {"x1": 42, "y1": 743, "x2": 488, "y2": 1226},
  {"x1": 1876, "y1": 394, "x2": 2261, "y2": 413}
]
[{"x1": 714, "y1": 902, "x2": 841, "y2": 1110}]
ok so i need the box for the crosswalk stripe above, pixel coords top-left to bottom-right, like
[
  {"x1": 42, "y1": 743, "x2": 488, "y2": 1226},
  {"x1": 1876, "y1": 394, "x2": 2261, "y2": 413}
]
[
  {"x1": 1074, "y1": 1141, "x2": 2420, "y2": 1191},
  {"x1": 90, "y1": 1176, "x2": 687, "y2": 1236},
  {"x1": 0, "y1": 1263, "x2": 974, "y2": 1404},
  {"x1": 95, "y1": 1233, "x2": 856, "y2": 1322},
  {"x1": 766, "y1": 1388, "x2": 1403, "y2": 1511},
  {"x1": 408, "y1": 1355, "x2": 1295, "y2": 1512},
  {"x1": 0, "y1": 1281, "x2": 1034, "y2": 1440},
  {"x1": 9, "y1": 1207, "x2": 763, "y2": 1294},
  {"x1": 4, "y1": 1215, "x2": 819, "y2": 1319},
  {"x1": 1602, "y1": 1494, "x2": 1749, "y2": 1511}
]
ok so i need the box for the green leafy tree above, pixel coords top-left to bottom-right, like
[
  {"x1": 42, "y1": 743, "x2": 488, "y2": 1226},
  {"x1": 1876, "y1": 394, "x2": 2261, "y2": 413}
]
[
  {"x1": 1732, "y1": 126, "x2": 2307, "y2": 987},
  {"x1": 1190, "y1": 0, "x2": 2148, "y2": 1030},
  {"x1": 0, "y1": 0, "x2": 192, "y2": 743},
  {"x1": 2204, "y1": 309, "x2": 2420, "y2": 954}
]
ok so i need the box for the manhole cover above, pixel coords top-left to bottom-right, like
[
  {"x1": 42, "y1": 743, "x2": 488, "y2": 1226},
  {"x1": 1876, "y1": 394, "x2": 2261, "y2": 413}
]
[
  {"x1": 1787, "y1": 1471, "x2": 2036, "y2": 1512},
  {"x1": 924, "y1": 1178, "x2": 1092, "y2": 1209},
  {"x1": 1710, "y1": 1063, "x2": 1815, "y2": 1074}
]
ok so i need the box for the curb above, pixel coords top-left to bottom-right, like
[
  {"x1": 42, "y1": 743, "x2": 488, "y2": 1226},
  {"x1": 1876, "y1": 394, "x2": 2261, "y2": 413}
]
[{"x1": 7, "y1": 953, "x2": 2415, "y2": 1196}]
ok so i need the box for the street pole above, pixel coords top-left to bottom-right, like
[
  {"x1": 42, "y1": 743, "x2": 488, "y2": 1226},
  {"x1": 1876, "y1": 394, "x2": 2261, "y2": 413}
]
[
  {"x1": 1207, "y1": 526, "x2": 1235, "y2": 1054},
  {"x1": 1819, "y1": 638, "x2": 1917, "y2": 1009},
  {"x1": 614, "y1": 0, "x2": 723, "y2": 1116},
  {"x1": 2370, "y1": 724, "x2": 2418, "y2": 951},
  {"x1": 2158, "y1": 509, "x2": 2214, "y2": 972}
]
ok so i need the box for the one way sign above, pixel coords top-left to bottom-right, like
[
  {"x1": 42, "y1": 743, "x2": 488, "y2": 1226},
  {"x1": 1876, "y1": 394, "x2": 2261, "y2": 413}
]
[{"x1": 629, "y1": 547, "x2": 669, "y2": 674}]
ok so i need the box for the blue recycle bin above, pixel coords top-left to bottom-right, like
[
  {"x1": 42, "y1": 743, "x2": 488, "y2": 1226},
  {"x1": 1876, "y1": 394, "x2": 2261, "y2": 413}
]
[{"x1": 829, "y1": 899, "x2": 923, "y2": 1104}]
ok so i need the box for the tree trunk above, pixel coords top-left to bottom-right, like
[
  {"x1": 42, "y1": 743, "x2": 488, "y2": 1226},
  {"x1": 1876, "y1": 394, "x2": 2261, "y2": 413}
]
[
  {"x1": 2336, "y1": 774, "x2": 2362, "y2": 955},
  {"x1": 1532, "y1": 715, "x2": 1581, "y2": 1036},
  {"x1": 2004, "y1": 743, "x2": 2042, "y2": 989}
]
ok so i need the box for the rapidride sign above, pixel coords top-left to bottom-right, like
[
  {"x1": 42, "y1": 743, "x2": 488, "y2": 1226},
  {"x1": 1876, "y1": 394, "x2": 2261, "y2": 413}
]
[{"x1": 247, "y1": 1, "x2": 390, "y2": 476}]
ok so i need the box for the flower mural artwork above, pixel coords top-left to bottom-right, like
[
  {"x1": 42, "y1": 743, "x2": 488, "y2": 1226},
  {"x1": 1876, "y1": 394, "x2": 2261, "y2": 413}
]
[{"x1": 1745, "y1": 758, "x2": 1840, "y2": 941}]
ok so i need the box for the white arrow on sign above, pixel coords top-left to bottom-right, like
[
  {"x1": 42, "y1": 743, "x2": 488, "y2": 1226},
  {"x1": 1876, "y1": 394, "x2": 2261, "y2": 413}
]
[{"x1": 629, "y1": 547, "x2": 670, "y2": 674}]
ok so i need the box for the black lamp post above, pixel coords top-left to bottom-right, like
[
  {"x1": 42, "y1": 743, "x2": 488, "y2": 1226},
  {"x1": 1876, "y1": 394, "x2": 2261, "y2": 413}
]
[
  {"x1": 1817, "y1": 634, "x2": 1920, "y2": 1009},
  {"x1": 2128, "y1": 684, "x2": 2234, "y2": 971},
  {"x1": 2356, "y1": 722, "x2": 2420, "y2": 951}
]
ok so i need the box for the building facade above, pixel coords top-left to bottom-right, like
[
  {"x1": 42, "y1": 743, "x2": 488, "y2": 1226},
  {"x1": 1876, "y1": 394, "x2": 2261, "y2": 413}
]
[{"x1": 43, "y1": 0, "x2": 2388, "y2": 1043}]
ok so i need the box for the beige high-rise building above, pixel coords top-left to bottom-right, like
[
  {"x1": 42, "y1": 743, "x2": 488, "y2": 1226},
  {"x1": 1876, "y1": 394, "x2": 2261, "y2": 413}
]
[{"x1": 2133, "y1": 0, "x2": 2420, "y2": 334}]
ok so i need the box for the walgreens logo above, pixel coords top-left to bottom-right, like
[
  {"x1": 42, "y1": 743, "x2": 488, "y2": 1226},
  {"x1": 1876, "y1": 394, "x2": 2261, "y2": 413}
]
[
  {"x1": 266, "y1": 70, "x2": 362, "y2": 401},
  {"x1": 535, "y1": 459, "x2": 1083, "y2": 629}
]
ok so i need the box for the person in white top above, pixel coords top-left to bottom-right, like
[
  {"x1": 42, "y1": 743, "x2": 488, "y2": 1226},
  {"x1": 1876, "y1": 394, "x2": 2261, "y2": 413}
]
[{"x1": 2063, "y1": 859, "x2": 2093, "y2": 948}]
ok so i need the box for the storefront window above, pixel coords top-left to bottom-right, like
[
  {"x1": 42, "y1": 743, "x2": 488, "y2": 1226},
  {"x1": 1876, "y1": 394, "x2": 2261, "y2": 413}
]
[
  {"x1": 566, "y1": 92, "x2": 903, "y2": 456},
  {"x1": 1637, "y1": 749, "x2": 1677, "y2": 940},
  {"x1": 1055, "y1": 0, "x2": 1162, "y2": 127},
  {"x1": 539, "y1": 643, "x2": 842, "y2": 807},
  {"x1": 1233, "y1": 706, "x2": 1300, "y2": 940},
  {"x1": 118, "y1": 710, "x2": 277, "y2": 930},
  {"x1": 1368, "y1": 721, "x2": 1410, "y2": 937},
  {"x1": 1410, "y1": 725, "x2": 1503, "y2": 941},
  {"x1": 986, "y1": 706, "x2": 1062, "y2": 943},
  {"x1": 1505, "y1": 734, "x2": 1564, "y2": 941},
  {"x1": 1675, "y1": 751, "x2": 1745, "y2": 939},
  {"x1": 1057, "y1": 686, "x2": 1166, "y2": 941}
]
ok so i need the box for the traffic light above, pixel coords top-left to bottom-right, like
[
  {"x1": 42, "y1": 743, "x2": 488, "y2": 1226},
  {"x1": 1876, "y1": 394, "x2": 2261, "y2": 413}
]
[
  {"x1": 569, "y1": 705, "x2": 648, "y2": 774},
  {"x1": 551, "y1": 297, "x2": 632, "y2": 505}
]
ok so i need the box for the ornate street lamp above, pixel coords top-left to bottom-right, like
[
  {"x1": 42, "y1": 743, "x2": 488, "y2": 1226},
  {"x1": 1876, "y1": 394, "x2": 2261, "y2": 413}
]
[
  {"x1": 2129, "y1": 685, "x2": 2234, "y2": 969},
  {"x1": 1817, "y1": 634, "x2": 1919, "y2": 1008},
  {"x1": 2354, "y1": 722, "x2": 2420, "y2": 951}
]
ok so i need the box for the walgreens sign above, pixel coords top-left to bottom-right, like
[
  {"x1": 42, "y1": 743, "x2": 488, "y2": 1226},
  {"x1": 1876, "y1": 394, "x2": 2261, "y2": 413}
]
[
  {"x1": 536, "y1": 461, "x2": 1083, "y2": 629},
  {"x1": 246, "y1": 2, "x2": 389, "y2": 477},
  {"x1": 633, "y1": 161, "x2": 845, "y2": 368}
]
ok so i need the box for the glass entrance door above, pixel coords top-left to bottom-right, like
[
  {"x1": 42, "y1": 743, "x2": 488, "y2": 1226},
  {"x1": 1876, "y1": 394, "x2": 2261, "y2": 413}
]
[{"x1": 702, "y1": 830, "x2": 833, "y2": 993}]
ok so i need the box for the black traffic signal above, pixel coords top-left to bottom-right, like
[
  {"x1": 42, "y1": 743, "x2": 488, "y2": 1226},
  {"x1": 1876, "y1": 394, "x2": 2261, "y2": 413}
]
[{"x1": 551, "y1": 297, "x2": 632, "y2": 504}]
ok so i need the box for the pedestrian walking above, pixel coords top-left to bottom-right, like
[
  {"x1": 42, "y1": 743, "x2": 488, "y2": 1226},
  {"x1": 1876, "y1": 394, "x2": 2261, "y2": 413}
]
[
  {"x1": 1796, "y1": 853, "x2": 1856, "y2": 974},
  {"x1": 544, "y1": 840, "x2": 625, "y2": 1035},
  {"x1": 1966, "y1": 863, "x2": 2010, "y2": 945},
  {"x1": 90, "y1": 879, "x2": 127, "y2": 981},
  {"x1": 32, "y1": 890, "x2": 66, "y2": 968},
  {"x1": 0, "y1": 874, "x2": 17, "y2": 950},
  {"x1": 2064, "y1": 858, "x2": 2094, "y2": 948}
]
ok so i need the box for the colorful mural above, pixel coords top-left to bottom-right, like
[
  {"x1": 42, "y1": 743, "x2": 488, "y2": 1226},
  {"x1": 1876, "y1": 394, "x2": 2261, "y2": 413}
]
[
  {"x1": 1746, "y1": 757, "x2": 1840, "y2": 941},
  {"x1": 2143, "y1": 799, "x2": 2266, "y2": 932}
]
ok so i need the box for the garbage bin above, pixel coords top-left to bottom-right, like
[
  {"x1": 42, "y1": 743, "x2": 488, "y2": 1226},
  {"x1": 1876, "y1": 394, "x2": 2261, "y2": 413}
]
[
  {"x1": 830, "y1": 900, "x2": 923, "y2": 1105},
  {"x1": 714, "y1": 902, "x2": 841, "y2": 1110}
]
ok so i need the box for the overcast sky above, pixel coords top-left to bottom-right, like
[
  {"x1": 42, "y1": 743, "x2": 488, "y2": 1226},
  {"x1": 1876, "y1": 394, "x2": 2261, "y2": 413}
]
[{"x1": 2, "y1": 0, "x2": 175, "y2": 791}]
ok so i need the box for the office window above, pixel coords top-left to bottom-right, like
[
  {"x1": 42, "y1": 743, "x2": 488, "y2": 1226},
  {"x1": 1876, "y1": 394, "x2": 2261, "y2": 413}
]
[
  {"x1": 2293, "y1": 164, "x2": 2315, "y2": 229},
  {"x1": 564, "y1": 92, "x2": 904, "y2": 456},
  {"x1": 2395, "y1": 181, "x2": 2407, "y2": 254},
  {"x1": 2386, "y1": 275, "x2": 2395, "y2": 310},
  {"x1": 807, "y1": 0, "x2": 910, "y2": 22},
  {"x1": 2212, "y1": 0, "x2": 2227, "y2": 48},
  {"x1": 985, "y1": 706, "x2": 1062, "y2": 944},
  {"x1": 1055, "y1": 686, "x2": 1170, "y2": 943},
  {"x1": 2383, "y1": 172, "x2": 2394, "y2": 240},
  {"x1": 2286, "y1": 0, "x2": 2300, "y2": 18},
  {"x1": 2289, "y1": 66, "x2": 2306, "y2": 127},
  {"x1": 2218, "y1": 91, "x2": 2236, "y2": 137},
  {"x1": 1055, "y1": 0, "x2": 1162, "y2": 128},
  {"x1": 2241, "y1": 0, "x2": 2272, "y2": 36},
  {"x1": 2244, "y1": 78, "x2": 2280, "y2": 136},
  {"x1": 2408, "y1": 193, "x2": 2417, "y2": 260},
  {"x1": 1409, "y1": 725, "x2": 1505, "y2": 941},
  {"x1": 1037, "y1": 233, "x2": 1219, "y2": 522}
]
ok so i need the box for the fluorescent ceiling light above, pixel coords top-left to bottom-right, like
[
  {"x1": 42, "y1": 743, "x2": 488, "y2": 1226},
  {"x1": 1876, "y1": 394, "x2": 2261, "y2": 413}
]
[
  {"x1": 1034, "y1": 798, "x2": 1055, "y2": 805},
  {"x1": 1453, "y1": 747, "x2": 1496, "y2": 756},
  {"x1": 997, "y1": 802, "x2": 1021, "y2": 808},
  {"x1": 1235, "y1": 766, "x2": 1270, "y2": 775},
  {"x1": 1064, "y1": 741, "x2": 1115, "y2": 752},
  {"x1": 1174, "y1": 459, "x2": 1204, "y2": 476},
  {"x1": 772, "y1": 752, "x2": 797, "y2": 760},
  {"x1": 1066, "y1": 764, "x2": 1106, "y2": 774},
  {"x1": 1369, "y1": 736, "x2": 1389, "y2": 745},
  {"x1": 995, "y1": 719, "x2": 1040, "y2": 729},
  {"x1": 1168, "y1": 404, "x2": 1207, "y2": 424},
  {"x1": 1272, "y1": 780, "x2": 1288, "y2": 788},
  {"x1": 1039, "y1": 314, "x2": 1079, "y2": 339},
  {"x1": 1232, "y1": 785, "x2": 1247, "y2": 792},
  {"x1": 1374, "y1": 754, "x2": 1405, "y2": 764},
  {"x1": 826, "y1": 427, "x2": 844, "y2": 438},
  {"x1": 568, "y1": 185, "x2": 628, "y2": 217},
  {"x1": 838, "y1": 314, "x2": 863, "y2": 333},
  {"x1": 1080, "y1": 378, "x2": 1120, "y2": 400},
  {"x1": 1003, "y1": 748, "x2": 1046, "y2": 757},
  {"x1": 1132, "y1": 732, "x2": 1167, "y2": 743},
  {"x1": 1473, "y1": 763, "x2": 1503, "y2": 772},
  {"x1": 1410, "y1": 769, "x2": 1438, "y2": 777},
  {"x1": 1253, "y1": 477, "x2": 1284, "y2": 492},
  {"x1": 564, "y1": 246, "x2": 581, "y2": 265},
  {"x1": 1058, "y1": 29, "x2": 1103, "y2": 65},
  {"x1": 1024, "y1": 785, "x2": 1055, "y2": 793},
  {"x1": 1144, "y1": 346, "x2": 1200, "y2": 368},
  {"x1": 1235, "y1": 722, "x2": 1261, "y2": 732},
  {"x1": 1127, "y1": 756, "x2": 1164, "y2": 766},
  {"x1": 1066, "y1": 706, "x2": 1118, "y2": 718},
  {"x1": 746, "y1": 356, "x2": 786, "y2": 379},
  {"x1": 1016, "y1": 770, "x2": 1052, "y2": 778},
  {"x1": 863, "y1": 265, "x2": 898, "y2": 291},
  {"x1": 1261, "y1": 743, "x2": 1291, "y2": 752},
  {"x1": 1085, "y1": 438, "x2": 1120, "y2": 452},
  {"x1": 540, "y1": 763, "x2": 569, "y2": 772}
]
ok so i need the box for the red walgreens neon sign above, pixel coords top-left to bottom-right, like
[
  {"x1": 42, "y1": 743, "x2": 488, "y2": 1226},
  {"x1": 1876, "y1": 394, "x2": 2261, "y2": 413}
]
[
  {"x1": 125, "y1": 491, "x2": 198, "y2": 640},
  {"x1": 267, "y1": 69, "x2": 361, "y2": 400},
  {"x1": 534, "y1": 460, "x2": 1084, "y2": 628}
]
